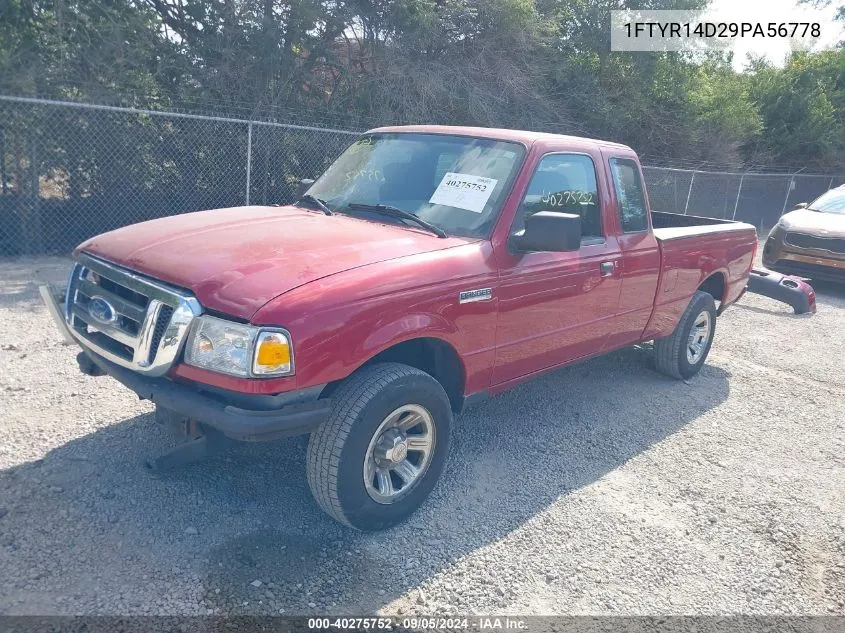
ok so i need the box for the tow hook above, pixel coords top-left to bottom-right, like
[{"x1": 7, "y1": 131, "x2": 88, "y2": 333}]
[
  {"x1": 746, "y1": 268, "x2": 817, "y2": 315},
  {"x1": 148, "y1": 408, "x2": 233, "y2": 471}
]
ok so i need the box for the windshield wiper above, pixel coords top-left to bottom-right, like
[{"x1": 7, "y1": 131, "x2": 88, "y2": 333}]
[
  {"x1": 296, "y1": 194, "x2": 333, "y2": 215},
  {"x1": 346, "y1": 203, "x2": 448, "y2": 238}
]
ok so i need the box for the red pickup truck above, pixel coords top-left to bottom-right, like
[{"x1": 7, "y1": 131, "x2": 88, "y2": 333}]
[{"x1": 41, "y1": 125, "x2": 757, "y2": 530}]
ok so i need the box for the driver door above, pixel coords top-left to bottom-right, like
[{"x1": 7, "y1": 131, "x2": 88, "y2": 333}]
[{"x1": 492, "y1": 151, "x2": 623, "y2": 385}]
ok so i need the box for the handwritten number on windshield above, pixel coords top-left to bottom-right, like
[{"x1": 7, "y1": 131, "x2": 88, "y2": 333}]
[{"x1": 344, "y1": 169, "x2": 385, "y2": 184}]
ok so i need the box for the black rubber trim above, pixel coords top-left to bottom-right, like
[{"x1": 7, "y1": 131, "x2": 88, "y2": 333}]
[
  {"x1": 79, "y1": 350, "x2": 330, "y2": 441},
  {"x1": 747, "y1": 268, "x2": 817, "y2": 315}
]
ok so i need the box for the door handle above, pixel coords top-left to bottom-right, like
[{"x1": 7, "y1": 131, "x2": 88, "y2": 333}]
[{"x1": 600, "y1": 261, "x2": 616, "y2": 276}]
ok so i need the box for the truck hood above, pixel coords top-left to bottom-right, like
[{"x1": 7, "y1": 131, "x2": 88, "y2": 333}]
[
  {"x1": 78, "y1": 205, "x2": 469, "y2": 320},
  {"x1": 781, "y1": 209, "x2": 845, "y2": 237}
]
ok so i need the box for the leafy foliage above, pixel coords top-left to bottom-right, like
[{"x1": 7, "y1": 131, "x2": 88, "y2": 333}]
[
  {"x1": 0, "y1": 0, "x2": 842, "y2": 171},
  {"x1": 747, "y1": 50, "x2": 844, "y2": 170}
]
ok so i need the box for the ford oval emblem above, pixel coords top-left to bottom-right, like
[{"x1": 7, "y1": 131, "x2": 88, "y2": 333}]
[{"x1": 88, "y1": 296, "x2": 117, "y2": 325}]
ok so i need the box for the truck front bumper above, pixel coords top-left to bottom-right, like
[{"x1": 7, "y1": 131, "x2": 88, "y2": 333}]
[{"x1": 40, "y1": 284, "x2": 331, "y2": 441}]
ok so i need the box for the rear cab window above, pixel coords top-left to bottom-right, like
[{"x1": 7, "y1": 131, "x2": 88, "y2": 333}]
[
  {"x1": 512, "y1": 153, "x2": 603, "y2": 243},
  {"x1": 609, "y1": 158, "x2": 648, "y2": 233}
]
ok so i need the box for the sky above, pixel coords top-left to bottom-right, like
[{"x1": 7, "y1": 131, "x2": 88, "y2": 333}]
[{"x1": 703, "y1": 0, "x2": 844, "y2": 70}]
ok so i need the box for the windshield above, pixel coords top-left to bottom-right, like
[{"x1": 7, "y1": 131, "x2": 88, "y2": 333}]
[
  {"x1": 306, "y1": 133, "x2": 526, "y2": 238},
  {"x1": 808, "y1": 187, "x2": 845, "y2": 214}
]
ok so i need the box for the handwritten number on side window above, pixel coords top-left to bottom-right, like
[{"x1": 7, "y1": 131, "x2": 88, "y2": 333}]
[{"x1": 539, "y1": 190, "x2": 594, "y2": 207}]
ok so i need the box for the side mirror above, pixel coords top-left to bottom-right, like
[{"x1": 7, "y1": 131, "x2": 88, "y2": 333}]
[
  {"x1": 295, "y1": 178, "x2": 315, "y2": 199},
  {"x1": 794, "y1": 202, "x2": 808, "y2": 209},
  {"x1": 511, "y1": 211, "x2": 581, "y2": 252}
]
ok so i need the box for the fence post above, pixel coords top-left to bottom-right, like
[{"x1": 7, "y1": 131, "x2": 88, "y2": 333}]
[
  {"x1": 245, "y1": 122, "x2": 253, "y2": 206},
  {"x1": 27, "y1": 136, "x2": 43, "y2": 254},
  {"x1": 683, "y1": 170, "x2": 696, "y2": 215},
  {"x1": 673, "y1": 170, "x2": 678, "y2": 209},
  {"x1": 780, "y1": 175, "x2": 794, "y2": 216},
  {"x1": 731, "y1": 174, "x2": 744, "y2": 220},
  {"x1": 0, "y1": 127, "x2": 7, "y2": 195}
]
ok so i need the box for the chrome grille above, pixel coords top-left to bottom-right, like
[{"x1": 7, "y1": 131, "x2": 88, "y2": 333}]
[
  {"x1": 784, "y1": 231, "x2": 845, "y2": 254},
  {"x1": 64, "y1": 253, "x2": 202, "y2": 376},
  {"x1": 148, "y1": 305, "x2": 175, "y2": 365}
]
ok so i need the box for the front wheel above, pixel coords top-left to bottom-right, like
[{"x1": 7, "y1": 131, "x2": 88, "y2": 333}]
[
  {"x1": 653, "y1": 290, "x2": 717, "y2": 379},
  {"x1": 306, "y1": 362, "x2": 452, "y2": 530}
]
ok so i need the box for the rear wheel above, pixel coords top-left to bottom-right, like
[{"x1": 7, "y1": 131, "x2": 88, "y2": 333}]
[
  {"x1": 654, "y1": 290, "x2": 717, "y2": 379},
  {"x1": 306, "y1": 362, "x2": 452, "y2": 530}
]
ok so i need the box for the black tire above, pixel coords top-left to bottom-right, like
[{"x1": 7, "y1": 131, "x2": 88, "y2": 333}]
[
  {"x1": 306, "y1": 362, "x2": 452, "y2": 531},
  {"x1": 653, "y1": 290, "x2": 717, "y2": 379}
]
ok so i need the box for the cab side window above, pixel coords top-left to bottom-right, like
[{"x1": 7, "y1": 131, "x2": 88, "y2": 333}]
[
  {"x1": 513, "y1": 154, "x2": 602, "y2": 241},
  {"x1": 609, "y1": 158, "x2": 648, "y2": 232}
]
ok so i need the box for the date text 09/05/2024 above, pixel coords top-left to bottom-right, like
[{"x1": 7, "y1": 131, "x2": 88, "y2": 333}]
[
  {"x1": 623, "y1": 22, "x2": 821, "y2": 38},
  {"x1": 307, "y1": 617, "x2": 529, "y2": 630}
]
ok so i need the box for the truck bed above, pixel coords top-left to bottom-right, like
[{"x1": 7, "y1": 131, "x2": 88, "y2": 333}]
[
  {"x1": 651, "y1": 211, "x2": 754, "y2": 241},
  {"x1": 641, "y1": 210, "x2": 759, "y2": 341}
]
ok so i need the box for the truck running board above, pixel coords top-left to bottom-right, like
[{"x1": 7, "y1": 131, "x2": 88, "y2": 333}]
[{"x1": 746, "y1": 268, "x2": 816, "y2": 315}]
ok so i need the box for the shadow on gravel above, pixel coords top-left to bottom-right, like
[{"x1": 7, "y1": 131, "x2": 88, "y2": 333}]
[
  {"x1": 0, "y1": 345, "x2": 730, "y2": 615},
  {"x1": 733, "y1": 303, "x2": 810, "y2": 317}
]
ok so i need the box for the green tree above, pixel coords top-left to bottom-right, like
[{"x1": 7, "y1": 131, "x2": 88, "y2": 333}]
[{"x1": 748, "y1": 49, "x2": 845, "y2": 171}]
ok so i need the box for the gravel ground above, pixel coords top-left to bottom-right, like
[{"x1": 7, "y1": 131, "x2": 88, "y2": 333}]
[{"x1": 0, "y1": 255, "x2": 844, "y2": 616}]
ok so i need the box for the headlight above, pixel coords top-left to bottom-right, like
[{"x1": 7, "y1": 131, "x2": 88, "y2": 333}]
[{"x1": 184, "y1": 315, "x2": 294, "y2": 377}]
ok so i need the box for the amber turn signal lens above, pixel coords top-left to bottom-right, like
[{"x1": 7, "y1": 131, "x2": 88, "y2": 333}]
[
  {"x1": 256, "y1": 336, "x2": 290, "y2": 366},
  {"x1": 252, "y1": 331, "x2": 294, "y2": 375},
  {"x1": 197, "y1": 334, "x2": 214, "y2": 353}
]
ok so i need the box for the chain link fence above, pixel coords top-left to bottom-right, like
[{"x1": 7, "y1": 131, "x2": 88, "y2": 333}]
[
  {"x1": 0, "y1": 96, "x2": 356, "y2": 255},
  {"x1": 0, "y1": 95, "x2": 841, "y2": 255},
  {"x1": 642, "y1": 166, "x2": 839, "y2": 230}
]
